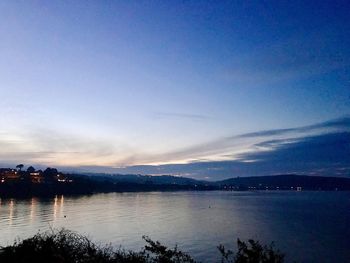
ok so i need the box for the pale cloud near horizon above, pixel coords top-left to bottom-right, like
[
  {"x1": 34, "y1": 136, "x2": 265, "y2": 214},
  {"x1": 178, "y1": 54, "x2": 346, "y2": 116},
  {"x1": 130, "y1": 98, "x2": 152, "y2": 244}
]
[
  {"x1": 0, "y1": 116, "x2": 348, "y2": 169},
  {"x1": 0, "y1": 128, "x2": 132, "y2": 167},
  {"x1": 118, "y1": 116, "x2": 350, "y2": 166},
  {"x1": 81, "y1": 131, "x2": 349, "y2": 180}
]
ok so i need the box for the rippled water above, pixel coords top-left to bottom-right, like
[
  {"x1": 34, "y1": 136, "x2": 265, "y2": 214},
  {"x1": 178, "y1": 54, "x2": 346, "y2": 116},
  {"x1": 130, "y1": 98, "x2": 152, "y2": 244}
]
[{"x1": 0, "y1": 191, "x2": 349, "y2": 262}]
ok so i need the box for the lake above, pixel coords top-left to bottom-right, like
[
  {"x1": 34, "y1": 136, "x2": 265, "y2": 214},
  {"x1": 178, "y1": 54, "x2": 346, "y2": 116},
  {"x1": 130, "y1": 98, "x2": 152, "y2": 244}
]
[{"x1": 0, "y1": 191, "x2": 349, "y2": 262}]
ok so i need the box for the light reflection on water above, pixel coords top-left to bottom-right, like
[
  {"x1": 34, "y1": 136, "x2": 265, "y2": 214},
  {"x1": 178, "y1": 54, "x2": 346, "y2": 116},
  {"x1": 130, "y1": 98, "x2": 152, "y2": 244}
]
[{"x1": 0, "y1": 191, "x2": 349, "y2": 263}]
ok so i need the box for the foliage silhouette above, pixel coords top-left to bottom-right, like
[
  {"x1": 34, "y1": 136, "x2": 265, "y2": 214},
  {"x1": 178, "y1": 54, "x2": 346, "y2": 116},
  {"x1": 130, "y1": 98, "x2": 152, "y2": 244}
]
[
  {"x1": 142, "y1": 235, "x2": 195, "y2": 263},
  {"x1": 16, "y1": 164, "x2": 24, "y2": 171},
  {"x1": 218, "y1": 239, "x2": 284, "y2": 263},
  {"x1": 0, "y1": 229, "x2": 286, "y2": 263},
  {"x1": 27, "y1": 166, "x2": 36, "y2": 173}
]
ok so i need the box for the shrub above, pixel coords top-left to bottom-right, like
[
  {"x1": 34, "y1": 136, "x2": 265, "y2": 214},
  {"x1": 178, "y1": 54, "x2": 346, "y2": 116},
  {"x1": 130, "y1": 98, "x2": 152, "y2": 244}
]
[
  {"x1": 0, "y1": 229, "x2": 285, "y2": 263},
  {"x1": 218, "y1": 239, "x2": 284, "y2": 263}
]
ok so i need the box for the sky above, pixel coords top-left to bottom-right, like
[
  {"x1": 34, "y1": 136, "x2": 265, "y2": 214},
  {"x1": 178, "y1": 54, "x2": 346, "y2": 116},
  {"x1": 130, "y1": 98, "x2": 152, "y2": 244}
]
[{"x1": 0, "y1": 1, "x2": 349, "y2": 179}]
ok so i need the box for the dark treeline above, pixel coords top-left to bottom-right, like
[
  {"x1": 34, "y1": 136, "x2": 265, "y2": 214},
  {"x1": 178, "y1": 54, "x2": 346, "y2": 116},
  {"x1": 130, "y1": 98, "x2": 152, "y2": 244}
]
[
  {"x1": 1, "y1": 165, "x2": 350, "y2": 198},
  {"x1": 0, "y1": 176, "x2": 216, "y2": 198},
  {"x1": 0, "y1": 165, "x2": 216, "y2": 198},
  {"x1": 0, "y1": 165, "x2": 92, "y2": 197}
]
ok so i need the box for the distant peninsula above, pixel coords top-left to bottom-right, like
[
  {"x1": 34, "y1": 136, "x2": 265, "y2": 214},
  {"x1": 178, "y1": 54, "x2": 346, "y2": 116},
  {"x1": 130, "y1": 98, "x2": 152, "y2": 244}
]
[{"x1": 1, "y1": 165, "x2": 350, "y2": 197}]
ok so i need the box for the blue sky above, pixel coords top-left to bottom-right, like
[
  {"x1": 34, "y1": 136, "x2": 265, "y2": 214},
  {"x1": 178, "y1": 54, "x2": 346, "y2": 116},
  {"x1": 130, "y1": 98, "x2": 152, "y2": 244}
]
[{"x1": 0, "y1": 1, "x2": 349, "y2": 178}]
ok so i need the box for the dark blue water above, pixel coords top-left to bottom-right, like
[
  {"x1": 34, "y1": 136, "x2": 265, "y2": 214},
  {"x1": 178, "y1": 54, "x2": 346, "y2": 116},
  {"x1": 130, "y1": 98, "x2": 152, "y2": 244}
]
[{"x1": 0, "y1": 191, "x2": 349, "y2": 262}]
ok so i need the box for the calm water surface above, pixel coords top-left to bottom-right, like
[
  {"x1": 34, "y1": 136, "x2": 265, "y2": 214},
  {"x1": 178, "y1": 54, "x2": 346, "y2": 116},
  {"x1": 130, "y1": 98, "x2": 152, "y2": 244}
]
[{"x1": 0, "y1": 191, "x2": 349, "y2": 262}]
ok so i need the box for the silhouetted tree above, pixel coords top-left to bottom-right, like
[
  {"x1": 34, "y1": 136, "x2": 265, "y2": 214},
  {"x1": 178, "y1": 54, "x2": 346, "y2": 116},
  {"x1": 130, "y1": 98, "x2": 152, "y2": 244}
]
[
  {"x1": 43, "y1": 168, "x2": 58, "y2": 181},
  {"x1": 43, "y1": 168, "x2": 58, "y2": 175},
  {"x1": 16, "y1": 164, "x2": 24, "y2": 171},
  {"x1": 27, "y1": 166, "x2": 35, "y2": 173}
]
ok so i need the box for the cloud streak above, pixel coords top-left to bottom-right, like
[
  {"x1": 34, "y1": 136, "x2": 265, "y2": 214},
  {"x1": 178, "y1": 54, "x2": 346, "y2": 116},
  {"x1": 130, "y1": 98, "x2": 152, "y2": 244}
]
[
  {"x1": 122, "y1": 116, "x2": 350, "y2": 165},
  {"x1": 153, "y1": 112, "x2": 213, "y2": 121},
  {"x1": 91, "y1": 131, "x2": 350, "y2": 180},
  {"x1": 0, "y1": 116, "x2": 349, "y2": 179},
  {"x1": 0, "y1": 128, "x2": 135, "y2": 167},
  {"x1": 237, "y1": 116, "x2": 350, "y2": 138}
]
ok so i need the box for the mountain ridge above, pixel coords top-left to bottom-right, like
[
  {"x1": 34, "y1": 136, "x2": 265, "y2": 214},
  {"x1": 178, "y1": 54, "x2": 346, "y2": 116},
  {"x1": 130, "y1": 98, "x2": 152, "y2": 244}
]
[{"x1": 77, "y1": 173, "x2": 350, "y2": 190}]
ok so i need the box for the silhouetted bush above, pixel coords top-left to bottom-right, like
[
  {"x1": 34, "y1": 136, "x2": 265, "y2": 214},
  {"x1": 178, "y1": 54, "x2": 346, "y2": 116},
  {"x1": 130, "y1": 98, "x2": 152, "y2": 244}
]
[
  {"x1": 218, "y1": 239, "x2": 284, "y2": 263},
  {"x1": 0, "y1": 229, "x2": 285, "y2": 263}
]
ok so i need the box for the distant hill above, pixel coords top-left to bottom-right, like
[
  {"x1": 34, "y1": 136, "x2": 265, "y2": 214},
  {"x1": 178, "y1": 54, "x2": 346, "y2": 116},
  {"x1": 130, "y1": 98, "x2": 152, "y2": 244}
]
[
  {"x1": 80, "y1": 173, "x2": 210, "y2": 186},
  {"x1": 2, "y1": 167, "x2": 350, "y2": 198},
  {"x1": 78, "y1": 173, "x2": 350, "y2": 191},
  {"x1": 216, "y1": 174, "x2": 350, "y2": 190}
]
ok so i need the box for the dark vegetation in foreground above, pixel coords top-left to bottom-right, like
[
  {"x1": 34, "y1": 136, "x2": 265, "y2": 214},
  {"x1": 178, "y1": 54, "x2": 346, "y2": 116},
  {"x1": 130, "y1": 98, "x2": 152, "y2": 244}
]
[
  {"x1": 0, "y1": 229, "x2": 285, "y2": 263},
  {"x1": 1, "y1": 164, "x2": 350, "y2": 197}
]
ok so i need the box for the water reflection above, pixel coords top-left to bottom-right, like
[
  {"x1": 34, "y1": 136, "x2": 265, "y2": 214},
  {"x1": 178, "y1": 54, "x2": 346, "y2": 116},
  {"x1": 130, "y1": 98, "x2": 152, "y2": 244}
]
[
  {"x1": 30, "y1": 198, "x2": 37, "y2": 222},
  {"x1": 9, "y1": 199, "x2": 14, "y2": 226},
  {"x1": 53, "y1": 195, "x2": 64, "y2": 220},
  {"x1": 60, "y1": 195, "x2": 64, "y2": 210},
  {"x1": 0, "y1": 191, "x2": 349, "y2": 263}
]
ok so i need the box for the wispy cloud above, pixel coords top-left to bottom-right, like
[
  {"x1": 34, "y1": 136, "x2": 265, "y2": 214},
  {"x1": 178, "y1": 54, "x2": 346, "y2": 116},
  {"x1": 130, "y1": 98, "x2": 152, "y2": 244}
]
[
  {"x1": 0, "y1": 128, "x2": 135, "y2": 167},
  {"x1": 222, "y1": 32, "x2": 350, "y2": 86},
  {"x1": 94, "y1": 131, "x2": 350, "y2": 180},
  {"x1": 0, "y1": 116, "x2": 349, "y2": 178},
  {"x1": 124, "y1": 116, "x2": 350, "y2": 165},
  {"x1": 238, "y1": 116, "x2": 350, "y2": 138},
  {"x1": 153, "y1": 112, "x2": 212, "y2": 121}
]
